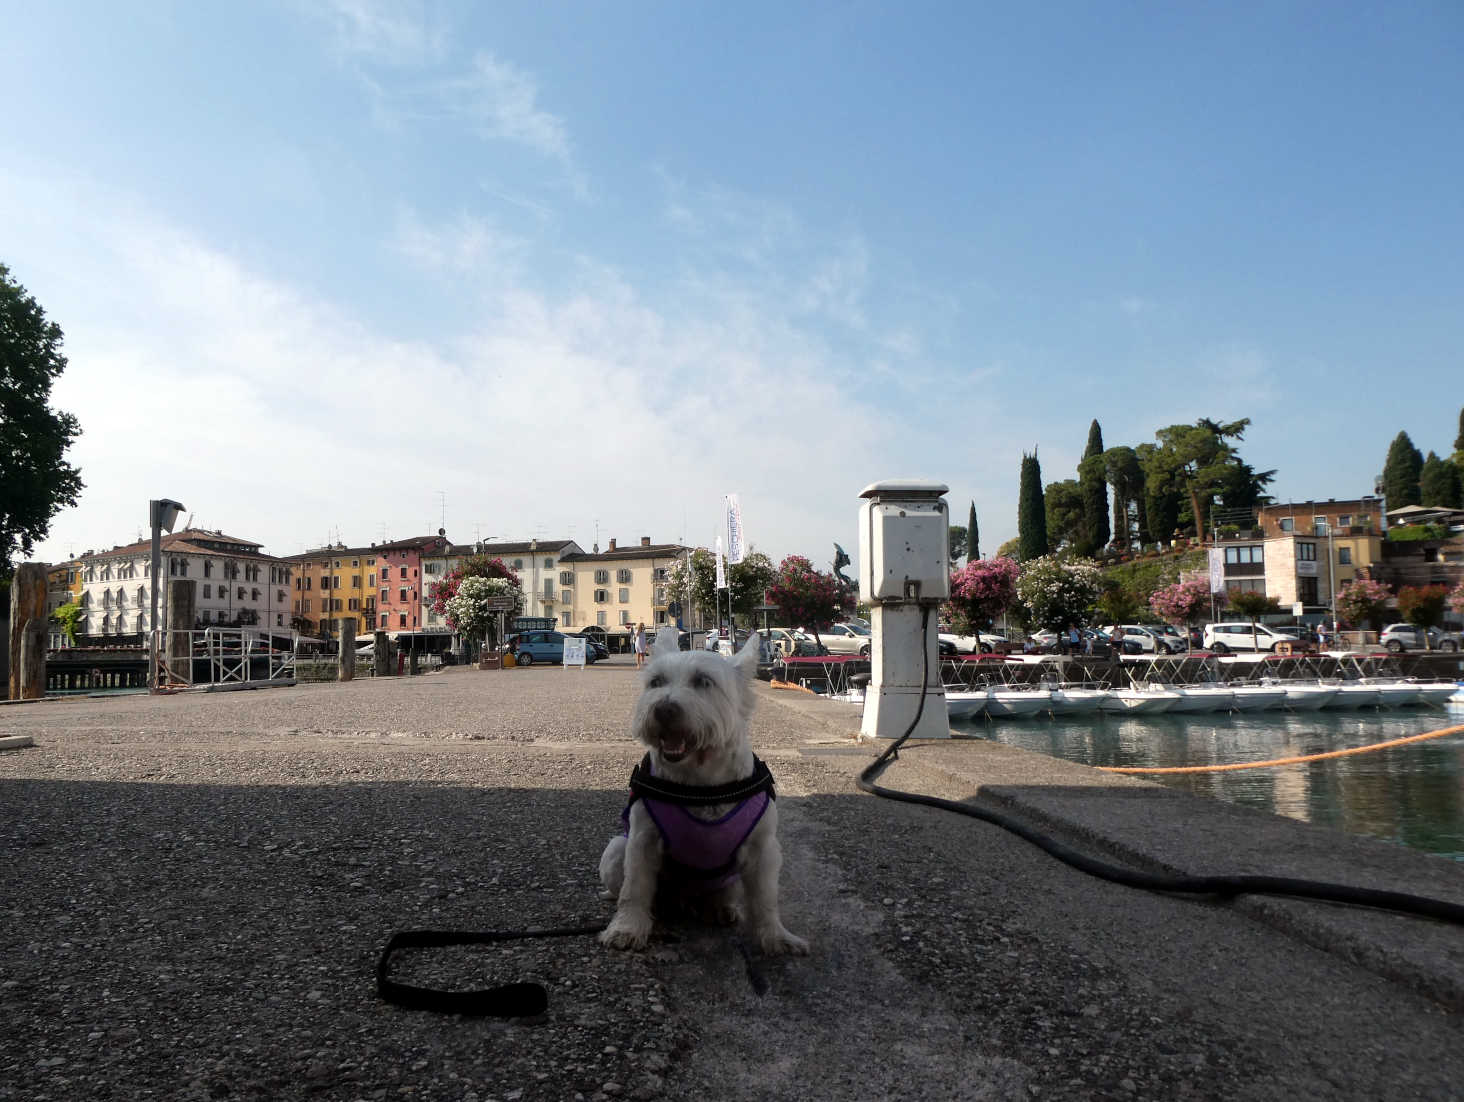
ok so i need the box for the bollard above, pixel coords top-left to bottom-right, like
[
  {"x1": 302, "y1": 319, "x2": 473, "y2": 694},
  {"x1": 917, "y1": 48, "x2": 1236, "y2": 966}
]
[
  {"x1": 374, "y1": 631, "x2": 389, "y2": 678},
  {"x1": 338, "y1": 620, "x2": 356, "y2": 682},
  {"x1": 167, "y1": 579, "x2": 197, "y2": 686},
  {"x1": 18, "y1": 619, "x2": 46, "y2": 700},
  {"x1": 8, "y1": 563, "x2": 46, "y2": 700}
]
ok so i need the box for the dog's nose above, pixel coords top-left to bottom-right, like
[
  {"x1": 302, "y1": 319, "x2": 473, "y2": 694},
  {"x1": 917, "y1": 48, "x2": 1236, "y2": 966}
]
[{"x1": 652, "y1": 699, "x2": 683, "y2": 728}]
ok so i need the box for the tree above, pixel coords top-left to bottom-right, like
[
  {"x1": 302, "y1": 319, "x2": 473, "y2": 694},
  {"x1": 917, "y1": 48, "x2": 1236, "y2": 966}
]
[
  {"x1": 1, "y1": 263, "x2": 84, "y2": 576},
  {"x1": 1079, "y1": 420, "x2": 1109, "y2": 555},
  {"x1": 51, "y1": 600, "x2": 82, "y2": 645},
  {"x1": 1094, "y1": 576, "x2": 1140, "y2": 626},
  {"x1": 1148, "y1": 577, "x2": 1216, "y2": 635},
  {"x1": 767, "y1": 555, "x2": 848, "y2": 646},
  {"x1": 670, "y1": 547, "x2": 777, "y2": 628},
  {"x1": 1137, "y1": 418, "x2": 1271, "y2": 542},
  {"x1": 428, "y1": 555, "x2": 522, "y2": 650},
  {"x1": 1396, "y1": 585, "x2": 1448, "y2": 648},
  {"x1": 445, "y1": 575, "x2": 524, "y2": 654},
  {"x1": 1448, "y1": 580, "x2": 1464, "y2": 618},
  {"x1": 1419, "y1": 451, "x2": 1462, "y2": 508},
  {"x1": 1096, "y1": 446, "x2": 1144, "y2": 548},
  {"x1": 946, "y1": 556, "x2": 1019, "y2": 635},
  {"x1": 996, "y1": 537, "x2": 1021, "y2": 559},
  {"x1": 1017, "y1": 451, "x2": 1047, "y2": 561},
  {"x1": 966, "y1": 502, "x2": 979, "y2": 562},
  {"x1": 1381, "y1": 431, "x2": 1423, "y2": 508},
  {"x1": 1335, "y1": 576, "x2": 1391, "y2": 633},
  {"x1": 1227, "y1": 589, "x2": 1280, "y2": 652},
  {"x1": 947, "y1": 524, "x2": 968, "y2": 564},
  {"x1": 1043, "y1": 479, "x2": 1084, "y2": 553},
  {"x1": 1015, "y1": 555, "x2": 1102, "y2": 632}
]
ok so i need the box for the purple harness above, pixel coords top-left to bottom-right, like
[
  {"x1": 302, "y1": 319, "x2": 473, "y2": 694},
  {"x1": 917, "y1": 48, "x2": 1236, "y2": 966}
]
[{"x1": 621, "y1": 754, "x2": 775, "y2": 891}]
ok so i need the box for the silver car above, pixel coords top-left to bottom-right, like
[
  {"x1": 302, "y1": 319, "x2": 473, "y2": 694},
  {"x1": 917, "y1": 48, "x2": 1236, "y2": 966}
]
[
  {"x1": 820, "y1": 621, "x2": 873, "y2": 656},
  {"x1": 1380, "y1": 623, "x2": 1461, "y2": 653}
]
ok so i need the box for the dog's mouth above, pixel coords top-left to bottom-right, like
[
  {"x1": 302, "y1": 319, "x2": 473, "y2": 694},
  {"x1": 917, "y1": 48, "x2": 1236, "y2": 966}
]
[{"x1": 656, "y1": 732, "x2": 691, "y2": 763}]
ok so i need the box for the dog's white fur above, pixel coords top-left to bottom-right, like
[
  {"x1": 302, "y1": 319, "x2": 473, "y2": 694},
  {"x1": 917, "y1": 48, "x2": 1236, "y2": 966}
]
[{"x1": 599, "y1": 628, "x2": 808, "y2": 955}]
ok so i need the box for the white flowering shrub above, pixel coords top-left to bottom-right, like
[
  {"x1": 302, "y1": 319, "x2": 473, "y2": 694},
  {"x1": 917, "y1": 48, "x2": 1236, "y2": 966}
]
[
  {"x1": 444, "y1": 575, "x2": 522, "y2": 645},
  {"x1": 1016, "y1": 555, "x2": 1102, "y2": 632}
]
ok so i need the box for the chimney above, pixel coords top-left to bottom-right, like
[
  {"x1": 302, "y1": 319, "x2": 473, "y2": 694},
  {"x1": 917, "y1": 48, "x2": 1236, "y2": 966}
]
[
  {"x1": 641, "y1": 536, "x2": 651, "y2": 547},
  {"x1": 608, "y1": 539, "x2": 617, "y2": 551}
]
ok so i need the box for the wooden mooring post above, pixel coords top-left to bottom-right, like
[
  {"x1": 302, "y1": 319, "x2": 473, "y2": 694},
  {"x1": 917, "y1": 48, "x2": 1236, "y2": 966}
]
[
  {"x1": 166, "y1": 579, "x2": 197, "y2": 686},
  {"x1": 338, "y1": 620, "x2": 356, "y2": 681},
  {"x1": 8, "y1": 564, "x2": 47, "y2": 700},
  {"x1": 373, "y1": 631, "x2": 389, "y2": 678}
]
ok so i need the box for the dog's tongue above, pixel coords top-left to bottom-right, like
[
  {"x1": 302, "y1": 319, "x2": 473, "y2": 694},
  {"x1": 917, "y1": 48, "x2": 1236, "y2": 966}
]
[{"x1": 660, "y1": 733, "x2": 688, "y2": 758}]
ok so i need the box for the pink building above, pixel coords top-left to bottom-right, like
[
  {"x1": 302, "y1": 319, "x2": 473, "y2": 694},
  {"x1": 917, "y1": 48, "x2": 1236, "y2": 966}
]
[{"x1": 374, "y1": 534, "x2": 450, "y2": 635}]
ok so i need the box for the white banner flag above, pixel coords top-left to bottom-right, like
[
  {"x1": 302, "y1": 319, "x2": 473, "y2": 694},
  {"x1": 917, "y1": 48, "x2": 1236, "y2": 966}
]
[
  {"x1": 715, "y1": 537, "x2": 728, "y2": 590},
  {"x1": 1208, "y1": 547, "x2": 1225, "y2": 594},
  {"x1": 725, "y1": 494, "x2": 745, "y2": 565}
]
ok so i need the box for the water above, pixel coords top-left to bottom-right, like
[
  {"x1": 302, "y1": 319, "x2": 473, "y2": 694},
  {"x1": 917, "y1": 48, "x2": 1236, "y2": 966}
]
[{"x1": 951, "y1": 704, "x2": 1464, "y2": 861}]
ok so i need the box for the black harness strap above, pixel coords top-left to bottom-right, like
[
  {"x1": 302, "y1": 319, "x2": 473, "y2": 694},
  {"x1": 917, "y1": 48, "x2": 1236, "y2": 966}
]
[
  {"x1": 627, "y1": 753, "x2": 777, "y2": 807},
  {"x1": 376, "y1": 924, "x2": 604, "y2": 1017}
]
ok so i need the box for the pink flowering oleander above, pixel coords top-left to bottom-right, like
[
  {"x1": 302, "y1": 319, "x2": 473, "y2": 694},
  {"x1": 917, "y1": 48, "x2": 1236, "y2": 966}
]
[
  {"x1": 1149, "y1": 577, "x2": 1215, "y2": 625},
  {"x1": 946, "y1": 557, "x2": 1019, "y2": 634},
  {"x1": 769, "y1": 555, "x2": 847, "y2": 631},
  {"x1": 1450, "y1": 582, "x2": 1464, "y2": 616},
  {"x1": 1335, "y1": 576, "x2": 1393, "y2": 628}
]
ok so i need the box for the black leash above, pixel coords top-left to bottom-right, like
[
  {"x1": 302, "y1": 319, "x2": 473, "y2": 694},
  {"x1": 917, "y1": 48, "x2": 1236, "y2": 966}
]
[{"x1": 376, "y1": 924, "x2": 605, "y2": 1017}]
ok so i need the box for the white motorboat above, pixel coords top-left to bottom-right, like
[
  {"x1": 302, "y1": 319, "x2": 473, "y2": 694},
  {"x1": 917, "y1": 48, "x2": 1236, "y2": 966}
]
[
  {"x1": 945, "y1": 691, "x2": 988, "y2": 720},
  {"x1": 1226, "y1": 685, "x2": 1287, "y2": 712},
  {"x1": 1048, "y1": 687, "x2": 1110, "y2": 715},
  {"x1": 1276, "y1": 683, "x2": 1340, "y2": 710},
  {"x1": 1325, "y1": 683, "x2": 1381, "y2": 709},
  {"x1": 1099, "y1": 686, "x2": 1181, "y2": 714},
  {"x1": 1165, "y1": 685, "x2": 1236, "y2": 713},
  {"x1": 1410, "y1": 681, "x2": 1460, "y2": 707},
  {"x1": 984, "y1": 688, "x2": 1052, "y2": 718},
  {"x1": 1360, "y1": 679, "x2": 1421, "y2": 707}
]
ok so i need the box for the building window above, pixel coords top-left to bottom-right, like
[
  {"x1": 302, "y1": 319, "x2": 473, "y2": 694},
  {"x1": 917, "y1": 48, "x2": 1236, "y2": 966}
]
[
  {"x1": 617, "y1": 568, "x2": 632, "y2": 584},
  {"x1": 560, "y1": 571, "x2": 574, "y2": 586},
  {"x1": 619, "y1": 588, "x2": 630, "y2": 603},
  {"x1": 562, "y1": 590, "x2": 572, "y2": 603},
  {"x1": 400, "y1": 566, "x2": 408, "y2": 579},
  {"x1": 204, "y1": 561, "x2": 213, "y2": 577},
  {"x1": 1225, "y1": 578, "x2": 1266, "y2": 595},
  {"x1": 562, "y1": 612, "x2": 572, "y2": 626},
  {"x1": 594, "y1": 569, "x2": 609, "y2": 584},
  {"x1": 544, "y1": 558, "x2": 553, "y2": 569},
  {"x1": 1338, "y1": 547, "x2": 1353, "y2": 565},
  {"x1": 1223, "y1": 546, "x2": 1264, "y2": 565},
  {"x1": 1337, "y1": 514, "x2": 1352, "y2": 527},
  {"x1": 620, "y1": 611, "x2": 630, "y2": 625},
  {"x1": 1312, "y1": 517, "x2": 1329, "y2": 537},
  {"x1": 595, "y1": 588, "x2": 609, "y2": 603},
  {"x1": 352, "y1": 575, "x2": 360, "y2": 587},
  {"x1": 304, "y1": 599, "x2": 312, "y2": 613},
  {"x1": 380, "y1": 614, "x2": 388, "y2": 628},
  {"x1": 1279, "y1": 518, "x2": 1293, "y2": 533},
  {"x1": 1298, "y1": 577, "x2": 1319, "y2": 604},
  {"x1": 348, "y1": 598, "x2": 359, "y2": 611},
  {"x1": 653, "y1": 568, "x2": 670, "y2": 582},
  {"x1": 203, "y1": 584, "x2": 211, "y2": 598},
  {"x1": 1298, "y1": 542, "x2": 1317, "y2": 562},
  {"x1": 1359, "y1": 514, "x2": 1371, "y2": 529},
  {"x1": 597, "y1": 611, "x2": 607, "y2": 627},
  {"x1": 368, "y1": 573, "x2": 376, "y2": 587},
  {"x1": 399, "y1": 613, "x2": 407, "y2": 627},
  {"x1": 352, "y1": 559, "x2": 359, "y2": 568},
  {"x1": 513, "y1": 559, "x2": 523, "y2": 569},
  {"x1": 367, "y1": 558, "x2": 375, "y2": 566},
  {"x1": 399, "y1": 588, "x2": 408, "y2": 602}
]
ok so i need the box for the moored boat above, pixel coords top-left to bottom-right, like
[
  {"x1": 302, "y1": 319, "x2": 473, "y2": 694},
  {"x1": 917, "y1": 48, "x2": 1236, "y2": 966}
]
[
  {"x1": 1048, "y1": 687, "x2": 1110, "y2": 715},
  {"x1": 1276, "y1": 683, "x2": 1340, "y2": 710},
  {"x1": 984, "y1": 688, "x2": 1052, "y2": 718},
  {"x1": 1165, "y1": 685, "x2": 1236, "y2": 713},
  {"x1": 1325, "y1": 683, "x2": 1381, "y2": 709},
  {"x1": 1099, "y1": 686, "x2": 1181, "y2": 714},
  {"x1": 946, "y1": 691, "x2": 988, "y2": 720},
  {"x1": 1227, "y1": 684, "x2": 1287, "y2": 712},
  {"x1": 1361, "y1": 679, "x2": 1421, "y2": 707}
]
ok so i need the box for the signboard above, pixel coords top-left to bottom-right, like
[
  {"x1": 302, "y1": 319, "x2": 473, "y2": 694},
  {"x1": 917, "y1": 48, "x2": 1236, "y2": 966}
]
[
  {"x1": 484, "y1": 596, "x2": 517, "y2": 611},
  {"x1": 1208, "y1": 548, "x2": 1225, "y2": 594},
  {"x1": 1292, "y1": 602, "x2": 1305, "y2": 617},
  {"x1": 1296, "y1": 560, "x2": 1317, "y2": 577},
  {"x1": 562, "y1": 635, "x2": 587, "y2": 668}
]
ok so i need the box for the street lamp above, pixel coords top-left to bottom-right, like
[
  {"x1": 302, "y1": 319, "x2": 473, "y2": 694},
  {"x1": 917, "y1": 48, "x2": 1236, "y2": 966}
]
[{"x1": 149, "y1": 498, "x2": 185, "y2": 692}]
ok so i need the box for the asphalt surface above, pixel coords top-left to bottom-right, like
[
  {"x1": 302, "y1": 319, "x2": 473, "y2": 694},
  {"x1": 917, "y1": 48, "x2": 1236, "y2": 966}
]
[{"x1": 2, "y1": 660, "x2": 1463, "y2": 1101}]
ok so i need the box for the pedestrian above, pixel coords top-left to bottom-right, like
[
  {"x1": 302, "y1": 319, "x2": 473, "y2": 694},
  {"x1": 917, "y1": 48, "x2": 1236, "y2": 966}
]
[
  {"x1": 634, "y1": 622, "x2": 647, "y2": 669},
  {"x1": 1066, "y1": 623, "x2": 1081, "y2": 654},
  {"x1": 705, "y1": 628, "x2": 718, "y2": 651}
]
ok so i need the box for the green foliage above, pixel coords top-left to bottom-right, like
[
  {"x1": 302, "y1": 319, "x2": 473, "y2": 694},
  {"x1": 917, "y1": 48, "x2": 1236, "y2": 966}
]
[
  {"x1": 1100, "y1": 549, "x2": 1205, "y2": 612},
  {"x1": 1387, "y1": 524, "x2": 1450, "y2": 542},
  {"x1": 996, "y1": 536, "x2": 1020, "y2": 559},
  {"x1": 1043, "y1": 479, "x2": 1084, "y2": 552},
  {"x1": 767, "y1": 555, "x2": 847, "y2": 632},
  {"x1": 1015, "y1": 555, "x2": 1102, "y2": 631},
  {"x1": 1382, "y1": 431, "x2": 1423, "y2": 508},
  {"x1": 1097, "y1": 445, "x2": 1143, "y2": 546},
  {"x1": 51, "y1": 600, "x2": 82, "y2": 644},
  {"x1": 966, "y1": 501, "x2": 979, "y2": 562},
  {"x1": 1456, "y1": 407, "x2": 1464, "y2": 454},
  {"x1": 670, "y1": 547, "x2": 776, "y2": 627},
  {"x1": 1396, "y1": 585, "x2": 1448, "y2": 636},
  {"x1": 1228, "y1": 589, "x2": 1279, "y2": 621},
  {"x1": 1017, "y1": 451, "x2": 1047, "y2": 561},
  {"x1": 947, "y1": 524, "x2": 967, "y2": 564},
  {"x1": 1080, "y1": 420, "x2": 1109, "y2": 554},
  {"x1": 1094, "y1": 577, "x2": 1140, "y2": 625},
  {"x1": 0, "y1": 263, "x2": 84, "y2": 573},
  {"x1": 1419, "y1": 451, "x2": 1463, "y2": 508},
  {"x1": 1137, "y1": 418, "x2": 1271, "y2": 539}
]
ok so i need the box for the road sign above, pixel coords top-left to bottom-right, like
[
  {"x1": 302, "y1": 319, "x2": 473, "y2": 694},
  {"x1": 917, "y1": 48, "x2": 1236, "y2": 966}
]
[{"x1": 484, "y1": 596, "x2": 517, "y2": 611}]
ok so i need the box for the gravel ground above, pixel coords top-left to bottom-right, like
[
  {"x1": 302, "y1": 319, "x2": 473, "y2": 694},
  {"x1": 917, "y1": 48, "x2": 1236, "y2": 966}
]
[{"x1": 2, "y1": 661, "x2": 1462, "y2": 1100}]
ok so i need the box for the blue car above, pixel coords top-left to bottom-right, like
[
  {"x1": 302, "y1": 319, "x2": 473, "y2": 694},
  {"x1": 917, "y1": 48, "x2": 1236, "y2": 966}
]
[{"x1": 514, "y1": 630, "x2": 600, "y2": 666}]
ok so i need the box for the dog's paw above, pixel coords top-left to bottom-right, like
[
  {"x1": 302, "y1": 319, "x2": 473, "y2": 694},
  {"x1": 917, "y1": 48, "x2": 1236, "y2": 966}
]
[
  {"x1": 599, "y1": 916, "x2": 653, "y2": 951},
  {"x1": 755, "y1": 926, "x2": 810, "y2": 956},
  {"x1": 711, "y1": 901, "x2": 743, "y2": 927}
]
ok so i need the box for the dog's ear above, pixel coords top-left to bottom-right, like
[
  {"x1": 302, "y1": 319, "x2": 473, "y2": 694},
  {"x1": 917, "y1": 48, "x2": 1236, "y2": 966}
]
[
  {"x1": 731, "y1": 631, "x2": 761, "y2": 679},
  {"x1": 651, "y1": 627, "x2": 681, "y2": 660}
]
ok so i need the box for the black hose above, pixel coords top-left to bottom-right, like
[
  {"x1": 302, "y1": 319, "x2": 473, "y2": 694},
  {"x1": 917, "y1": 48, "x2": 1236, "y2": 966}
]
[{"x1": 855, "y1": 607, "x2": 1464, "y2": 927}]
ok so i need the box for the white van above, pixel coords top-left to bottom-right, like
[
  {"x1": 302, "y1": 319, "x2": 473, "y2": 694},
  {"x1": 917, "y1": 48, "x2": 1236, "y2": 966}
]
[{"x1": 1202, "y1": 622, "x2": 1299, "y2": 653}]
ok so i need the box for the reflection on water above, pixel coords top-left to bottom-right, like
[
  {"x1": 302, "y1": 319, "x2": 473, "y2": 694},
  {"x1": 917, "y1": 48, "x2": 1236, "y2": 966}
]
[{"x1": 953, "y1": 706, "x2": 1464, "y2": 861}]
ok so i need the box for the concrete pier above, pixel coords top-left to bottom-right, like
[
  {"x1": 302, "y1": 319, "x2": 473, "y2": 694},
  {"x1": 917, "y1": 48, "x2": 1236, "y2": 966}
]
[{"x1": 1, "y1": 658, "x2": 1462, "y2": 1100}]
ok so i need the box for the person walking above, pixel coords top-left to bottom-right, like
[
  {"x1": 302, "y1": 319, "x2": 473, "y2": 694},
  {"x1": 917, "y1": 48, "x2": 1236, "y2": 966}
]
[{"x1": 633, "y1": 622, "x2": 647, "y2": 669}]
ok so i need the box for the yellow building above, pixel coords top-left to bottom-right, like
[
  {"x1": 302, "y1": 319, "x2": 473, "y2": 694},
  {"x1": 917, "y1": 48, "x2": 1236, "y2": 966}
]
[
  {"x1": 1256, "y1": 498, "x2": 1384, "y2": 594},
  {"x1": 286, "y1": 545, "x2": 380, "y2": 640},
  {"x1": 558, "y1": 537, "x2": 687, "y2": 639}
]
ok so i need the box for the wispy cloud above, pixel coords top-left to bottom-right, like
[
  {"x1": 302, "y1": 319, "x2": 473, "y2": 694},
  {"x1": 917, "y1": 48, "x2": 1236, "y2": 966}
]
[
  {"x1": 391, "y1": 206, "x2": 525, "y2": 277},
  {"x1": 323, "y1": 0, "x2": 447, "y2": 66}
]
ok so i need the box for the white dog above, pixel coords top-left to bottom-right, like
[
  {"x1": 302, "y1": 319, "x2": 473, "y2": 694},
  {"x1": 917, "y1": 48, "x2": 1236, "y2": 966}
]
[{"x1": 599, "y1": 628, "x2": 808, "y2": 956}]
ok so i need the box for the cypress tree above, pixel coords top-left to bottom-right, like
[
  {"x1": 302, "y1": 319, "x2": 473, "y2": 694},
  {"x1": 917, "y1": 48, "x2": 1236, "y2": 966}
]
[
  {"x1": 1420, "y1": 451, "x2": 1463, "y2": 508},
  {"x1": 1079, "y1": 419, "x2": 1109, "y2": 554},
  {"x1": 1017, "y1": 451, "x2": 1047, "y2": 562},
  {"x1": 1456, "y1": 407, "x2": 1464, "y2": 453},
  {"x1": 966, "y1": 501, "x2": 979, "y2": 561},
  {"x1": 1381, "y1": 431, "x2": 1423, "y2": 508}
]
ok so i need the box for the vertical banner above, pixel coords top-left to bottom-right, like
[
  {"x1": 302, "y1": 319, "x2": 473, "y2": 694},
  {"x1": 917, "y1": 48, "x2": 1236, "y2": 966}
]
[
  {"x1": 1208, "y1": 547, "x2": 1225, "y2": 594},
  {"x1": 725, "y1": 494, "x2": 745, "y2": 564},
  {"x1": 715, "y1": 537, "x2": 728, "y2": 590}
]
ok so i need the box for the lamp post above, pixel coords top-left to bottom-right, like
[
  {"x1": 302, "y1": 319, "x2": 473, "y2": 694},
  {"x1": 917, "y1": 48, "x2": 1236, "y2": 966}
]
[
  {"x1": 1328, "y1": 523, "x2": 1337, "y2": 641},
  {"x1": 149, "y1": 498, "x2": 186, "y2": 692}
]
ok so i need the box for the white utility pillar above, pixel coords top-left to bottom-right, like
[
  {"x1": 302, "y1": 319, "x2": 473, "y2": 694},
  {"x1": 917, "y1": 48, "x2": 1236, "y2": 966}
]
[{"x1": 857, "y1": 480, "x2": 951, "y2": 741}]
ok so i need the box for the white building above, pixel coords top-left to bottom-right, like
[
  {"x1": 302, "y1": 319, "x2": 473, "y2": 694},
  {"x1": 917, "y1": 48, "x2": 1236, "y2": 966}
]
[
  {"x1": 419, "y1": 539, "x2": 585, "y2": 637},
  {"x1": 76, "y1": 529, "x2": 293, "y2": 640}
]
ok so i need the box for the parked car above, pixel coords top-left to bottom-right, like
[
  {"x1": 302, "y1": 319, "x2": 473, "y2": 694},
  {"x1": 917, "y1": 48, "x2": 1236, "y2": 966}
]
[
  {"x1": 767, "y1": 628, "x2": 827, "y2": 657},
  {"x1": 820, "y1": 621, "x2": 873, "y2": 656},
  {"x1": 1103, "y1": 625, "x2": 1185, "y2": 654},
  {"x1": 1379, "y1": 623, "x2": 1462, "y2": 653},
  {"x1": 938, "y1": 631, "x2": 1004, "y2": 654},
  {"x1": 565, "y1": 632, "x2": 610, "y2": 661},
  {"x1": 514, "y1": 629, "x2": 601, "y2": 665},
  {"x1": 1202, "y1": 622, "x2": 1300, "y2": 654},
  {"x1": 1153, "y1": 625, "x2": 1191, "y2": 653}
]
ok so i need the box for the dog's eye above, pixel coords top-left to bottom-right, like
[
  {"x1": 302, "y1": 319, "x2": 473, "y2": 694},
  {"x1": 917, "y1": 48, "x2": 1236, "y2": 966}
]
[
  {"x1": 648, "y1": 675, "x2": 666, "y2": 688},
  {"x1": 692, "y1": 673, "x2": 712, "y2": 689}
]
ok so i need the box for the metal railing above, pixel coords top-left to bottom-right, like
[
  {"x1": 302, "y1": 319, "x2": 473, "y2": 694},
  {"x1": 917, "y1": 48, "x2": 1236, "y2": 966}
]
[{"x1": 154, "y1": 627, "x2": 297, "y2": 688}]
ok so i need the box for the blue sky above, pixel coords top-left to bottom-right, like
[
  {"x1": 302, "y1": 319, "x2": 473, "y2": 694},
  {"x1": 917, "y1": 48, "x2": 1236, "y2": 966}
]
[{"x1": 5, "y1": 1, "x2": 1462, "y2": 569}]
